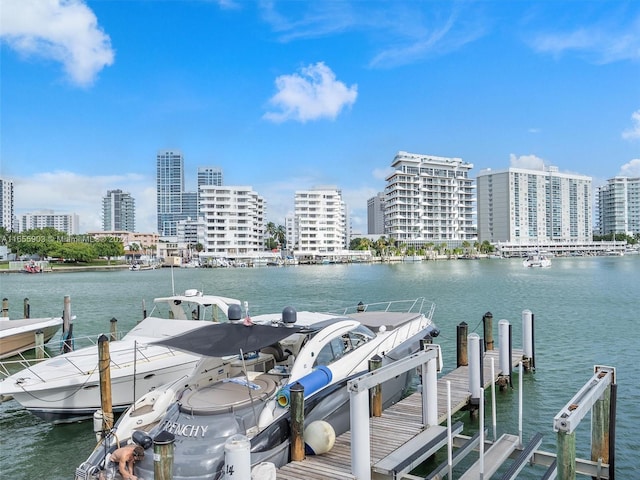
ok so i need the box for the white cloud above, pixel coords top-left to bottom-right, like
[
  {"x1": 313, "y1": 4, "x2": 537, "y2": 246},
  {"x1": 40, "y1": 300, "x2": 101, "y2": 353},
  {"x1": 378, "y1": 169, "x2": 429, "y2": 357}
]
[
  {"x1": 509, "y1": 154, "x2": 546, "y2": 170},
  {"x1": 619, "y1": 159, "x2": 640, "y2": 177},
  {"x1": 263, "y1": 62, "x2": 357, "y2": 123},
  {"x1": 13, "y1": 172, "x2": 156, "y2": 233},
  {"x1": 0, "y1": 0, "x2": 114, "y2": 86},
  {"x1": 622, "y1": 110, "x2": 640, "y2": 140},
  {"x1": 528, "y1": 15, "x2": 640, "y2": 64}
]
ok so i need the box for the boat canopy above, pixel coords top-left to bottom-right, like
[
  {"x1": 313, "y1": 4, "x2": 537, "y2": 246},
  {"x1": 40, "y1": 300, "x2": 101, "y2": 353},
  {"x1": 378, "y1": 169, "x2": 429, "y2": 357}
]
[{"x1": 153, "y1": 323, "x2": 302, "y2": 357}]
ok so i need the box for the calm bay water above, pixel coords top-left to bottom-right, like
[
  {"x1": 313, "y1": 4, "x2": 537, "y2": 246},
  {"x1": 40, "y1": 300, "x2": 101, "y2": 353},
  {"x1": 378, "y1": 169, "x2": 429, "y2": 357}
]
[{"x1": 0, "y1": 256, "x2": 638, "y2": 479}]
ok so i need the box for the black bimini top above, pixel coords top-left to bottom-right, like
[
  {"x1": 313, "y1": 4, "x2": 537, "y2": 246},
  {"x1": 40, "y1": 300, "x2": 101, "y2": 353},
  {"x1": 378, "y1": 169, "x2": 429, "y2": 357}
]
[{"x1": 153, "y1": 322, "x2": 302, "y2": 357}]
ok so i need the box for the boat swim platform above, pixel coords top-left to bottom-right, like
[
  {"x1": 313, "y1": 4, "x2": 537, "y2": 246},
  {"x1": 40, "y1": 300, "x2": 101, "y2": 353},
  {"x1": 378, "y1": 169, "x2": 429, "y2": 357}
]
[{"x1": 276, "y1": 348, "x2": 524, "y2": 480}]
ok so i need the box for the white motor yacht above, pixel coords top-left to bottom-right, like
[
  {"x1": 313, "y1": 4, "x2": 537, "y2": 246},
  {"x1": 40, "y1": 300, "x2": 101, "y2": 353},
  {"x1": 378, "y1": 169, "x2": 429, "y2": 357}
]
[{"x1": 0, "y1": 290, "x2": 241, "y2": 423}]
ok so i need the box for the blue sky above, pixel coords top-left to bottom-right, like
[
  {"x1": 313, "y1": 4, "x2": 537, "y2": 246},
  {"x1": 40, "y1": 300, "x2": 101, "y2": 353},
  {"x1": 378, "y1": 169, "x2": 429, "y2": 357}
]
[{"x1": 1, "y1": 0, "x2": 639, "y2": 234}]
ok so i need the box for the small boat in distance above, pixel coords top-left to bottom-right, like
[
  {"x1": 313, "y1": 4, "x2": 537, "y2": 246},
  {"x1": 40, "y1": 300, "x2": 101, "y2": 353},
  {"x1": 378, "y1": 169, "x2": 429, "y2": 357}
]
[
  {"x1": 523, "y1": 252, "x2": 552, "y2": 268},
  {"x1": 23, "y1": 261, "x2": 43, "y2": 273},
  {"x1": 0, "y1": 316, "x2": 63, "y2": 359}
]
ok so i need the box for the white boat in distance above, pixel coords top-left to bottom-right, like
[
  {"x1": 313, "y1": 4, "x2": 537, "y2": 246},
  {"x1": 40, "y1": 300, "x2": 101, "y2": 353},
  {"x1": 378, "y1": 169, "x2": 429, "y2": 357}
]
[
  {"x1": 0, "y1": 290, "x2": 241, "y2": 423},
  {"x1": 0, "y1": 316, "x2": 63, "y2": 359},
  {"x1": 523, "y1": 252, "x2": 552, "y2": 268},
  {"x1": 75, "y1": 297, "x2": 440, "y2": 480}
]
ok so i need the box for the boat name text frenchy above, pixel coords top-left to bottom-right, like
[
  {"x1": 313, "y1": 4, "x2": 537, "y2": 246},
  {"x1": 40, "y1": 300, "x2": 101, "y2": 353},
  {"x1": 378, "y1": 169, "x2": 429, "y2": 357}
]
[{"x1": 159, "y1": 420, "x2": 209, "y2": 437}]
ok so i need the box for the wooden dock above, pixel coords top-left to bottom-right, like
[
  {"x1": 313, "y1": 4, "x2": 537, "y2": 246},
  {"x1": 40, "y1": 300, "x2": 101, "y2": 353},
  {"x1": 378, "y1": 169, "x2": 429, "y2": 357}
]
[{"x1": 276, "y1": 348, "x2": 523, "y2": 479}]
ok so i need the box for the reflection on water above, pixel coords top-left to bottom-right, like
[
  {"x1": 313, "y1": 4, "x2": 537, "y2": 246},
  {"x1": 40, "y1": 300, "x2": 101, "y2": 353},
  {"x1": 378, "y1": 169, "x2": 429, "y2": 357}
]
[{"x1": 1, "y1": 256, "x2": 638, "y2": 479}]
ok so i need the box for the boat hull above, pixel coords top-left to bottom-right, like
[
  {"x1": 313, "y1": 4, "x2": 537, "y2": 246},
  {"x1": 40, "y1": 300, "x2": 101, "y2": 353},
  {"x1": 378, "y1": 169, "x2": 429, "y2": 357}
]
[
  {"x1": 5, "y1": 354, "x2": 200, "y2": 423},
  {"x1": 0, "y1": 317, "x2": 62, "y2": 359}
]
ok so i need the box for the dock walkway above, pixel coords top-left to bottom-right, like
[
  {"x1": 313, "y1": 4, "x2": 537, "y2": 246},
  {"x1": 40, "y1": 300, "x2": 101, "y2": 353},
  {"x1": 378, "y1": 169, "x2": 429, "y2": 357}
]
[{"x1": 276, "y1": 348, "x2": 523, "y2": 479}]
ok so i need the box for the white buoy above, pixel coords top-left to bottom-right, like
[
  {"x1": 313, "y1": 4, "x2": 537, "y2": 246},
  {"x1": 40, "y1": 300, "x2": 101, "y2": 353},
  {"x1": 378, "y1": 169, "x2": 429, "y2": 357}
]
[
  {"x1": 304, "y1": 420, "x2": 335, "y2": 455},
  {"x1": 224, "y1": 434, "x2": 251, "y2": 479},
  {"x1": 93, "y1": 409, "x2": 103, "y2": 442}
]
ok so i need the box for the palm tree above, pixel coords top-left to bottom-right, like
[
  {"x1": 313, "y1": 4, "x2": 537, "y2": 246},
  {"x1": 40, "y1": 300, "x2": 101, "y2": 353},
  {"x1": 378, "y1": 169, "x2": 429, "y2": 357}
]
[{"x1": 275, "y1": 225, "x2": 286, "y2": 249}]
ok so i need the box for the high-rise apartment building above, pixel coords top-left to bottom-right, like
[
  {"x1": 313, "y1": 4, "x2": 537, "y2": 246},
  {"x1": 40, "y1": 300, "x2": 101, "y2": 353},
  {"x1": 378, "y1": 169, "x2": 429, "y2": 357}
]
[
  {"x1": 597, "y1": 176, "x2": 640, "y2": 236},
  {"x1": 367, "y1": 192, "x2": 386, "y2": 235},
  {"x1": 476, "y1": 166, "x2": 592, "y2": 243},
  {"x1": 102, "y1": 189, "x2": 135, "y2": 232},
  {"x1": 384, "y1": 151, "x2": 475, "y2": 245},
  {"x1": 19, "y1": 210, "x2": 80, "y2": 235},
  {"x1": 156, "y1": 150, "x2": 186, "y2": 236},
  {"x1": 0, "y1": 178, "x2": 14, "y2": 231},
  {"x1": 199, "y1": 185, "x2": 265, "y2": 257},
  {"x1": 198, "y1": 167, "x2": 223, "y2": 188},
  {"x1": 196, "y1": 167, "x2": 223, "y2": 218},
  {"x1": 293, "y1": 186, "x2": 347, "y2": 254}
]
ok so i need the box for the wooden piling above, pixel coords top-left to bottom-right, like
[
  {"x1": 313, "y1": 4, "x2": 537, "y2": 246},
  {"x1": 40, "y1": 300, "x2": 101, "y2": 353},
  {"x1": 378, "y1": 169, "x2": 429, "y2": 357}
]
[
  {"x1": 24, "y1": 298, "x2": 30, "y2": 319},
  {"x1": 557, "y1": 430, "x2": 577, "y2": 480},
  {"x1": 290, "y1": 382, "x2": 305, "y2": 462},
  {"x1": 97, "y1": 334, "x2": 114, "y2": 433},
  {"x1": 153, "y1": 430, "x2": 175, "y2": 480},
  {"x1": 141, "y1": 299, "x2": 147, "y2": 324},
  {"x1": 1, "y1": 298, "x2": 8, "y2": 318},
  {"x1": 609, "y1": 383, "x2": 617, "y2": 480},
  {"x1": 483, "y1": 311, "x2": 494, "y2": 351},
  {"x1": 369, "y1": 355, "x2": 383, "y2": 417},
  {"x1": 109, "y1": 317, "x2": 118, "y2": 342},
  {"x1": 35, "y1": 330, "x2": 45, "y2": 360},
  {"x1": 62, "y1": 295, "x2": 73, "y2": 353},
  {"x1": 457, "y1": 322, "x2": 468, "y2": 367},
  {"x1": 591, "y1": 383, "x2": 610, "y2": 467}
]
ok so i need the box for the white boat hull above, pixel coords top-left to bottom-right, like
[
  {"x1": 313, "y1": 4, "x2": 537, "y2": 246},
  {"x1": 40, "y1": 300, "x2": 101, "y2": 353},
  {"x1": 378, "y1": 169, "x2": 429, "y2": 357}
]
[{"x1": 0, "y1": 317, "x2": 63, "y2": 359}]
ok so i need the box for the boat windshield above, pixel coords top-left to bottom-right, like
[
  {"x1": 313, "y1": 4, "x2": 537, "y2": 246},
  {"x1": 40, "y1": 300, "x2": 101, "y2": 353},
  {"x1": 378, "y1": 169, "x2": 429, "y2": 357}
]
[{"x1": 313, "y1": 324, "x2": 375, "y2": 367}]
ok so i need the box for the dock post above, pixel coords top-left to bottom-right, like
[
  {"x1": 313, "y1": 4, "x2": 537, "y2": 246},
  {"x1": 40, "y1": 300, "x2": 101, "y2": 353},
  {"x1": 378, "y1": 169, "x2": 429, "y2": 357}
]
[
  {"x1": 290, "y1": 382, "x2": 305, "y2": 462},
  {"x1": 522, "y1": 309, "x2": 535, "y2": 371},
  {"x1": 498, "y1": 319, "x2": 512, "y2": 390},
  {"x1": 591, "y1": 370, "x2": 611, "y2": 469},
  {"x1": 456, "y1": 322, "x2": 468, "y2": 367},
  {"x1": 62, "y1": 295, "x2": 73, "y2": 353},
  {"x1": 1, "y1": 298, "x2": 8, "y2": 317},
  {"x1": 483, "y1": 311, "x2": 494, "y2": 351},
  {"x1": 609, "y1": 383, "x2": 617, "y2": 480},
  {"x1": 35, "y1": 330, "x2": 45, "y2": 360},
  {"x1": 557, "y1": 429, "x2": 576, "y2": 480},
  {"x1": 109, "y1": 317, "x2": 118, "y2": 342},
  {"x1": 224, "y1": 434, "x2": 250, "y2": 479},
  {"x1": 351, "y1": 381, "x2": 371, "y2": 480},
  {"x1": 153, "y1": 430, "x2": 175, "y2": 480},
  {"x1": 423, "y1": 344, "x2": 438, "y2": 427},
  {"x1": 97, "y1": 334, "x2": 114, "y2": 434},
  {"x1": 24, "y1": 298, "x2": 30, "y2": 318},
  {"x1": 468, "y1": 333, "x2": 482, "y2": 417},
  {"x1": 368, "y1": 355, "x2": 383, "y2": 417}
]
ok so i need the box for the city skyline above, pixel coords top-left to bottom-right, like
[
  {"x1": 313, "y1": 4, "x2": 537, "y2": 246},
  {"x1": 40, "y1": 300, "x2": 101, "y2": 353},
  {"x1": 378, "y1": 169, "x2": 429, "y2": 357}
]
[{"x1": 2, "y1": 1, "x2": 639, "y2": 233}]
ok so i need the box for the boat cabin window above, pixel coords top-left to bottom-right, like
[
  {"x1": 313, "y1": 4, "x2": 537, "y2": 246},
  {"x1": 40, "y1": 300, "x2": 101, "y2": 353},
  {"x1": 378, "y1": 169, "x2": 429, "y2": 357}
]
[{"x1": 315, "y1": 338, "x2": 345, "y2": 367}]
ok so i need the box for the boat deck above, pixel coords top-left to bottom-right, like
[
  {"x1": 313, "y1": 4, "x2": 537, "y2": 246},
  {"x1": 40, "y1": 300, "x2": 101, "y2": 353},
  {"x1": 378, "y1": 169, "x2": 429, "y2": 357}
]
[{"x1": 276, "y1": 348, "x2": 523, "y2": 479}]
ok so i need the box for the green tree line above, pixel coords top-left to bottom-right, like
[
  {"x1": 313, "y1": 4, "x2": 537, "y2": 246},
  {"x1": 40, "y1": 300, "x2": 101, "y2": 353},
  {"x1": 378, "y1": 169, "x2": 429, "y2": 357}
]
[{"x1": 0, "y1": 227, "x2": 124, "y2": 263}]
